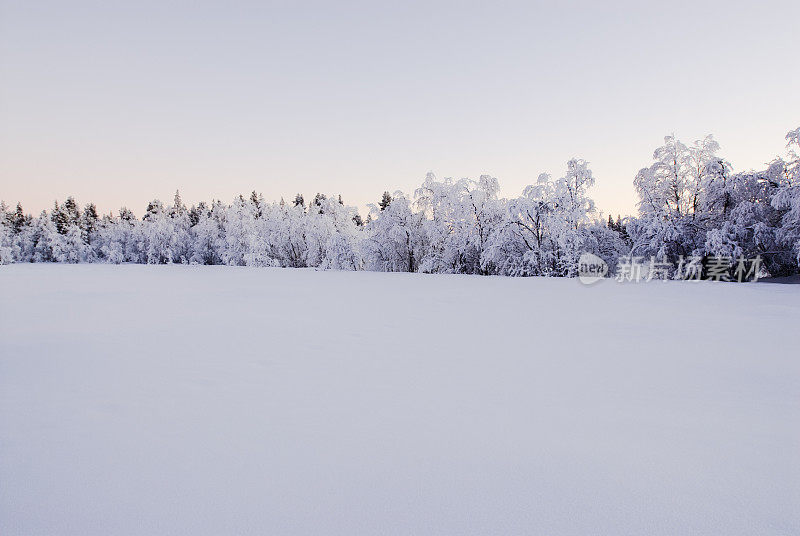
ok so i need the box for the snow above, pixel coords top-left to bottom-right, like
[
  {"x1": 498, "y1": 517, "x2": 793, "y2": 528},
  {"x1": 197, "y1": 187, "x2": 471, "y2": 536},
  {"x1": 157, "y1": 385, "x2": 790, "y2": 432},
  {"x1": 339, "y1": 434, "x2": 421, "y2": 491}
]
[{"x1": 1, "y1": 264, "x2": 798, "y2": 535}]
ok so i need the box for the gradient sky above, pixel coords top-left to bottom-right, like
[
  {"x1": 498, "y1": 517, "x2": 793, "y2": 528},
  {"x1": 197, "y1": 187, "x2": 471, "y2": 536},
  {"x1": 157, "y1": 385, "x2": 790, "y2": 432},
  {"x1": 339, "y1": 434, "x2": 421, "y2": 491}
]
[{"x1": 1, "y1": 0, "x2": 799, "y2": 218}]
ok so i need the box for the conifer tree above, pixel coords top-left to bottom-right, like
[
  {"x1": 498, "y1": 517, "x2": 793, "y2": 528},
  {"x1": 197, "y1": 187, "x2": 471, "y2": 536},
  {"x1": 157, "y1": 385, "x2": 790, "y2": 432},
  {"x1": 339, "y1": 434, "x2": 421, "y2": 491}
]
[{"x1": 379, "y1": 191, "x2": 392, "y2": 211}]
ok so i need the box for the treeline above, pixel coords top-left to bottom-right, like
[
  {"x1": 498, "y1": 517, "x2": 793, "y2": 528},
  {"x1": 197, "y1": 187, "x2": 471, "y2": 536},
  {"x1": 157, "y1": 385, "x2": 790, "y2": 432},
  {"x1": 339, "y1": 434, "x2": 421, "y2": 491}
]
[{"x1": 1, "y1": 127, "x2": 798, "y2": 278}]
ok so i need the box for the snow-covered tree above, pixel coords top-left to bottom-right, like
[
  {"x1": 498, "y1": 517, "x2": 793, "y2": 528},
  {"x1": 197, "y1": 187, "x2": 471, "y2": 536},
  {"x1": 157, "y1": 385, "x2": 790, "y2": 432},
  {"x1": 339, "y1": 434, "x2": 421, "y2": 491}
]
[
  {"x1": 190, "y1": 202, "x2": 224, "y2": 265},
  {"x1": 0, "y1": 202, "x2": 17, "y2": 264},
  {"x1": 772, "y1": 127, "x2": 800, "y2": 267},
  {"x1": 483, "y1": 160, "x2": 597, "y2": 277},
  {"x1": 631, "y1": 134, "x2": 722, "y2": 264},
  {"x1": 363, "y1": 192, "x2": 426, "y2": 272},
  {"x1": 141, "y1": 200, "x2": 180, "y2": 264},
  {"x1": 304, "y1": 196, "x2": 362, "y2": 270},
  {"x1": 31, "y1": 211, "x2": 67, "y2": 262},
  {"x1": 412, "y1": 173, "x2": 502, "y2": 274},
  {"x1": 63, "y1": 224, "x2": 91, "y2": 263}
]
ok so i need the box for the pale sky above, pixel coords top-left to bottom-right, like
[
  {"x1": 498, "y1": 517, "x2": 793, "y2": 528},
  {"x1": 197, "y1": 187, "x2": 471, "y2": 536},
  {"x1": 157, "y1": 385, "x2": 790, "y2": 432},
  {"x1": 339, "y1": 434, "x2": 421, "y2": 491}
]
[{"x1": 1, "y1": 0, "x2": 799, "y2": 218}]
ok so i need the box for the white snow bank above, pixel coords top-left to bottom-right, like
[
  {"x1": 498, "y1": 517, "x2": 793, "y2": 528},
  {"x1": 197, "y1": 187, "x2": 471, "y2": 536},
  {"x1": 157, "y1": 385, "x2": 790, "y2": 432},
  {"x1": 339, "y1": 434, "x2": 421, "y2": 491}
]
[{"x1": 1, "y1": 265, "x2": 798, "y2": 535}]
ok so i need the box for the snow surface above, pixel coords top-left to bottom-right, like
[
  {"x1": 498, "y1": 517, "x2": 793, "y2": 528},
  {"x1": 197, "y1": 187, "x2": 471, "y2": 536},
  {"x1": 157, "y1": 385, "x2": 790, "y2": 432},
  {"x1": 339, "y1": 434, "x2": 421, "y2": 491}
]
[{"x1": 1, "y1": 264, "x2": 798, "y2": 535}]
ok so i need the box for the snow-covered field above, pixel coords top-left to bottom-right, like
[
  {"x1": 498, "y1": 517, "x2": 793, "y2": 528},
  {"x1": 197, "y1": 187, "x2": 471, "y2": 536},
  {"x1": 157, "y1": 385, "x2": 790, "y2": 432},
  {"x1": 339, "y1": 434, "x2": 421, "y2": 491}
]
[{"x1": 1, "y1": 265, "x2": 798, "y2": 535}]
